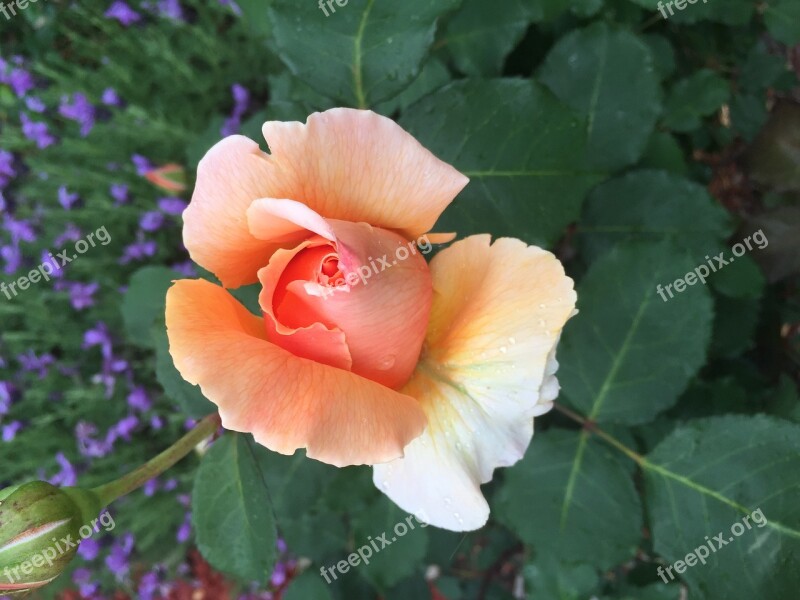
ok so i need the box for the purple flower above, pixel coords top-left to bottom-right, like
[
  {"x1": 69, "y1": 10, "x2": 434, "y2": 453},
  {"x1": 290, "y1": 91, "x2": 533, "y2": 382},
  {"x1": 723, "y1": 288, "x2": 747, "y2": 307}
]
[
  {"x1": 78, "y1": 538, "x2": 101, "y2": 561},
  {"x1": 105, "y1": 1, "x2": 142, "y2": 26},
  {"x1": 270, "y1": 561, "x2": 288, "y2": 587},
  {"x1": 157, "y1": 0, "x2": 183, "y2": 20},
  {"x1": 55, "y1": 223, "x2": 82, "y2": 246},
  {"x1": 110, "y1": 183, "x2": 129, "y2": 204},
  {"x1": 171, "y1": 260, "x2": 197, "y2": 277},
  {"x1": 58, "y1": 185, "x2": 80, "y2": 210},
  {"x1": 139, "y1": 571, "x2": 162, "y2": 600},
  {"x1": 127, "y1": 386, "x2": 151, "y2": 412},
  {"x1": 48, "y1": 452, "x2": 78, "y2": 487},
  {"x1": 139, "y1": 210, "x2": 164, "y2": 232},
  {"x1": 177, "y1": 513, "x2": 192, "y2": 543},
  {"x1": 59, "y1": 93, "x2": 96, "y2": 137},
  {"x1": 132, "y1": 153, "x2": 153, "y2": 175},
  {"x1": 24, "y1": 96, "x2": 45, "y2": 112},
  {"x1": 67, "y1": 281, "x2": 99, "y2": 310},
  {"x1": 1, "y1": 244, "x2": 22, "y2": 275},
  {"x1": 101, "y1": 87, "x2": 122, "y2": 107},
  {"x1": 3, "y1": 214, "x2": 36, "y2": 243},
  {"x1": 157, "y1": 196, "x2": 187, "y2": 215},
  {"x1": 144, "y1": 478, "x2": 159, "y2": 497},
  {"x1": 150, "y1": 414, "x2": 164, "y2": 430},
  {"x1": 108, "y1": 415, "x2": 139, "y2": 442},
  {"x1": 20, "y1": 112, "x2": 56, "y2": 148},
  {"x1": 163, "y1": 478, "x2": 178, "y2": 492},
  {"x1": 106, "y1": 533, "x2": 135, "y2": 578},
  {"x1": 120, "y1": 233, "x2": 157, "y2": 264},
  {"x1": 76, "y1": 422, "x2": 112, "y2": 458},
  {"x1": 83, "y1": 322, "x2": 112, "y2": 357},
  {"x1": 0, "y1": 150, "x2": 15, "y2": 188},
  {"x1": 0, "y1": 381, "x2": 12, "y2": 415},
  {"x1": 220, "y1": 83, "x2": 250, "y2": 137},
  {"x1": 41, "y1": 249, "x2": 65, "y2": 280},
  {"x1": 17, "y1": 350, "x2": 55, "y2": 378},
  {"x1": 2, "y1": 420, "x2": 23, "y2": 442},
  {"x1": 8, "y1": 68, "x2": 34, "y2": 97},
  {"x1": 73, "y1": 567, "x2": 100, "y2": 597}
]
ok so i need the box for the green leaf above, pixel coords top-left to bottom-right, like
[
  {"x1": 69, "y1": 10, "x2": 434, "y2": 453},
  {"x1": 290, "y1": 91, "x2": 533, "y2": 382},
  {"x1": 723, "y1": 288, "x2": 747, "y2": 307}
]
[
  {"x1": 578, "y1": 170, "x2": 733, "y2": 259},
  {"x1": 662, "y1": 69, "x2": 730, "y2": 132},
  {"x1": 644, "y1": 415, "x2": 800, "y2": 600},
  {"x1": 375, "y1": 58, "x2": 451, "y2": 116},
  {"x1": 539, "y1": 22, "x2": 662, "y2": 171},
  {"x1": 284, "y1": 571, "x2": 334, "y2": 600},
  {"x1": 192, "y1": 434, "x2": 278, "y2": 583},
  {"x1": 351, "y1": 498, "x2": 429, "y2": 592},
  {"x1": 494, "y1": 429, "x2": 642, "y2": 570},
  {"x1": 236, "y1": 0, "x2": 273, "y2": 37},
  {"x1": 121, "y1": 267, "x2": 179, "y2": 348},
  {"x1": 153, "y1": 327, "x2": 215, "y2": 418},
  {"x1": 764, "y1": 0, "x2": 800, "y2": 45},
  {"x1": 400, "y1": 78, "x2": 606, "y2": 247},
  {"x1": 559, "y1": 241, "x2": 714, "y2": 424},
  {"x1": 638, "y1": 132, "x2": 688, "y2": 175},
  {"x1": 268, "y1": 0, "x2": 459, "y2": 107},
  {"x1": 523, "y1": 557, "x2": 600, "y2": 599},
  {"x1": 441, "y1": 0, "x2": 529, "y2": 76},
  {"x1": 709, "y1": 295, "x2": 760, "y2": 358}
]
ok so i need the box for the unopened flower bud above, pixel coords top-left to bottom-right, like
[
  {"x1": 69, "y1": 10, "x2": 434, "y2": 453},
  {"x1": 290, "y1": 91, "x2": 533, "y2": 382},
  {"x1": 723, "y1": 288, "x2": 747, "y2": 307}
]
[{"x1": 0, "y1": 481, "x2": 102, "y2": 596}]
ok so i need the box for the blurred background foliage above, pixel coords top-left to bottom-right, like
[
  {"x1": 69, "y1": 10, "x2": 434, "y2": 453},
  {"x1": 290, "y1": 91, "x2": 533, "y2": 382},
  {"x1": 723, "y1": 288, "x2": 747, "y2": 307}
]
[{"x1": 1, "y1": 0, "x2": 799, "y2": 598}]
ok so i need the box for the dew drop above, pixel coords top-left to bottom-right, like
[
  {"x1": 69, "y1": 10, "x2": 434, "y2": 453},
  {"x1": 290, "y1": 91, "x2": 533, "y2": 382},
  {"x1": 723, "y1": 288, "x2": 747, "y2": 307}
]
[
  {"x1": 499, "y1": 346, "x2": 507, "y2": 354},
  {"x1": 508, "y1": 337, "x2": 516, "y2": 345},
  {"x1": 539, "y1": 303, "x2": 546, "y2": 309},
  {"x1": 377, "y1": 355, "x2": 396, "y2": 370}
]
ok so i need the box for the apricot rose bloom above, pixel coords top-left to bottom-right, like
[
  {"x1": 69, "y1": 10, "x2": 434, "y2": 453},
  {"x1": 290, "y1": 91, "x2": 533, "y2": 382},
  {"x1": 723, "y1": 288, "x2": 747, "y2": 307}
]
[{"x1": 165, "y1": 108, "x2": 577, "y2": 531}]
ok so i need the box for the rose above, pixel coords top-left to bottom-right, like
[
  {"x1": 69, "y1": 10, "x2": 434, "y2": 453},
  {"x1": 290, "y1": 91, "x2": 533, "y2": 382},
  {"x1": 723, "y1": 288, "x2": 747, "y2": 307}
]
[{"x1": 166, "y1": 108, "x2": 576, "y2": 531}]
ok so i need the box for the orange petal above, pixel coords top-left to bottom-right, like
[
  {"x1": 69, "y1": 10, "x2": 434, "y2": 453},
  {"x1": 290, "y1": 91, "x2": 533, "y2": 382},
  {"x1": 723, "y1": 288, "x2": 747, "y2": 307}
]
[
  {"x1": 261, "y1": 109, "x2": 469, "y2": 239},
  {"x1": 258, "y1": 237, "x2": 353, "y2": 371},
  {"x1": 166, "y1": 279, "x2": 427, "y2": 467},
  {"x1": 183, "y1": 136, "x2": 282, "y2": 289},
  {"x1": 280, "y1": 220, "x2": 433, "y2": 389},
  {"x1": 373, "y1": 236, "x2": 577, "y2": 530}
]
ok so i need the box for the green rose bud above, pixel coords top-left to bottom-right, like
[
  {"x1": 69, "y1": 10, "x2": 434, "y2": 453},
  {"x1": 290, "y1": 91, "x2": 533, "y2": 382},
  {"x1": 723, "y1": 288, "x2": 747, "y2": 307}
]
[{"x1": 0, "y1": 481, "x2": 103, "y2": 596}]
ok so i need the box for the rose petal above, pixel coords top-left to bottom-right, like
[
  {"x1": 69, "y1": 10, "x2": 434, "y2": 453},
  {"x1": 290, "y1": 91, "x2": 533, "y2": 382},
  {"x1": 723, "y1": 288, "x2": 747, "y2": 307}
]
[
  {"x1": 258, "y1": 237, "x2": 353, "y2": 370},
  {"x1": 261, "y1": 108, "x2": 469, "y2": 239},
  {"x1": 183, "y1": 136, "x2": 281, "y2": 288},
  {"x1": 166, "y1": 279, "x2": 427, "y2": 467},
  {"x1": 373, "y1": 236, "x2": 577, "y2": 530}
]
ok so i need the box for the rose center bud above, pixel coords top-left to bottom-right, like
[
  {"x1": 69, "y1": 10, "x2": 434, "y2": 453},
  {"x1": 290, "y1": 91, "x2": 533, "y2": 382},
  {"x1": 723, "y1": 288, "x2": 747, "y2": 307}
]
[{"x1": 258, "y1": 223, "x2": 433, "y2": 390}]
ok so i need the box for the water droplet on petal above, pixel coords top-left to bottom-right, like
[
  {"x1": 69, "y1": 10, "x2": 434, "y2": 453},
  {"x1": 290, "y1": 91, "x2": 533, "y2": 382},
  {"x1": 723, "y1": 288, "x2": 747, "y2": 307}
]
[{"x1": 377, "y1": 355, "x2": 396, "y2": 370}]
